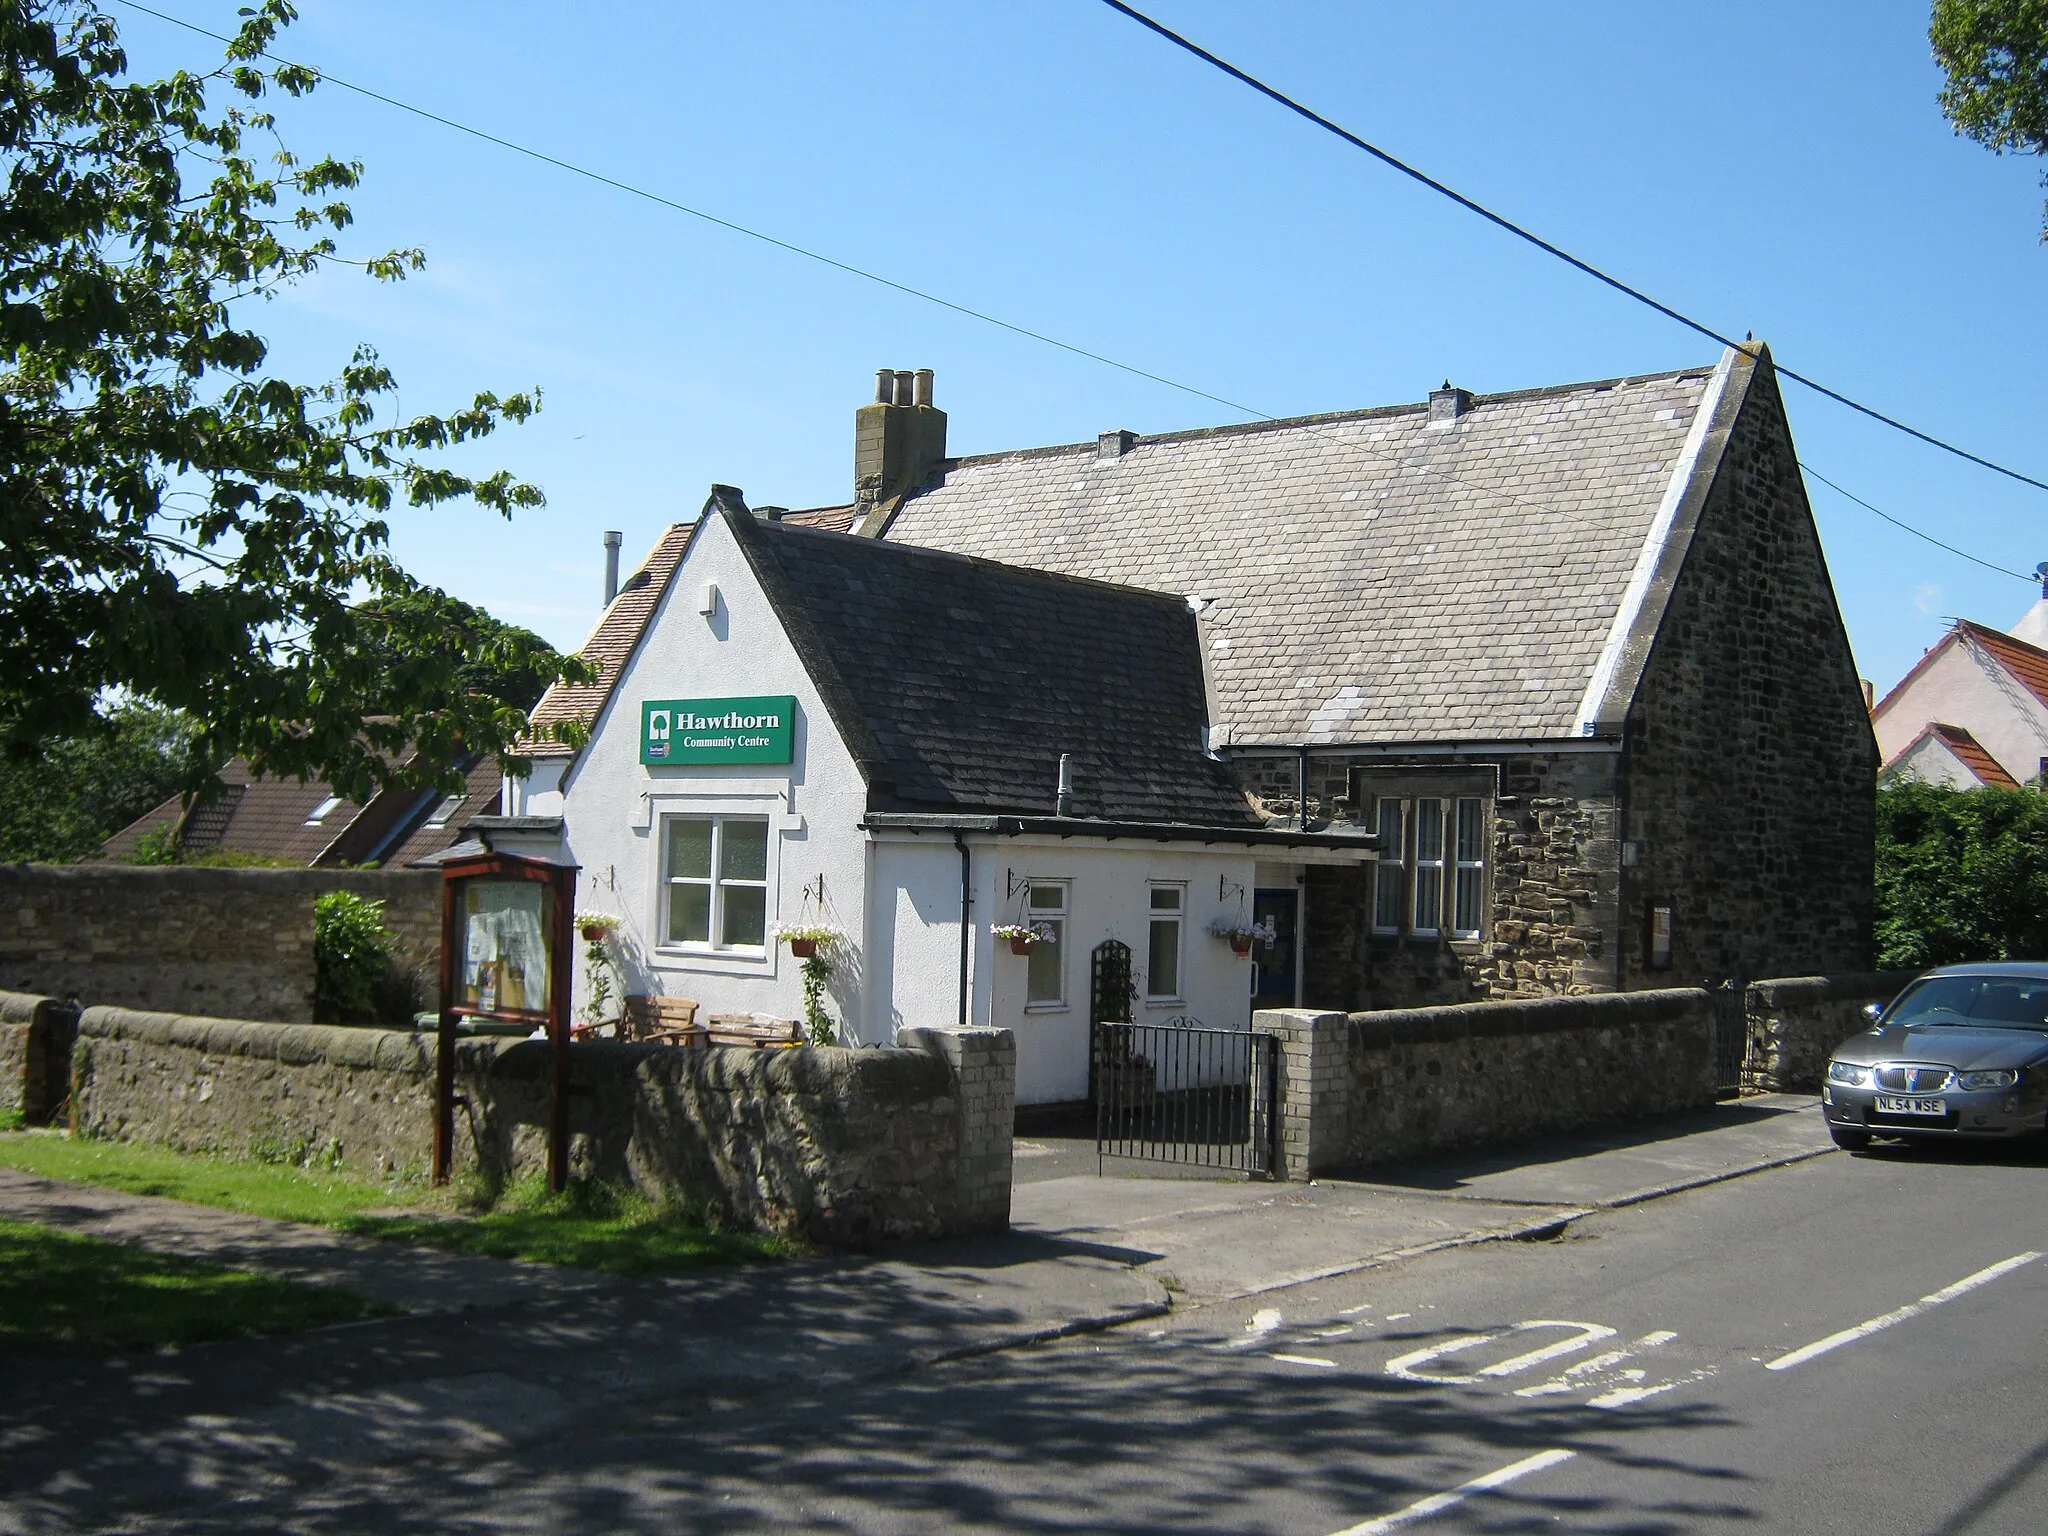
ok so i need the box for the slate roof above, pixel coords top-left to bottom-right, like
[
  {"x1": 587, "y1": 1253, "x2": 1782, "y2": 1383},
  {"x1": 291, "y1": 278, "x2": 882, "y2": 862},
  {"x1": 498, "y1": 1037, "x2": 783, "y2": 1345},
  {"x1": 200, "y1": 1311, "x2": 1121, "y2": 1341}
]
[
  {"x1": 878, "y1": 365, "x2": 1721, "y2": 744},
  {"x1": 524, "y1": 523, "x2": 694, "y2": 757},
  {"x1": 722, "y1": 508, "x2": 1258, "y2": 825},
  {"x1": 99, "y1": 754, "x2": 502, "y2": 866}
]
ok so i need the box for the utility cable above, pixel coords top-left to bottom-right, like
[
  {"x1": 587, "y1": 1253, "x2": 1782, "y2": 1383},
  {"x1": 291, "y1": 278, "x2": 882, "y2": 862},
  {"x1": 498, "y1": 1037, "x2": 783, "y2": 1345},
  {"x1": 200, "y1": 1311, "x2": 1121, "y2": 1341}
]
[
  {"x1": 1096, "y1": 0, "x2": 2048, "y2": 498},
  {"x1": 108, "y1": 0, "x2": 2029, "y2": 580},
  {"x1": 1799, "y1": 462, "x2": 2032, "y2": 582}
]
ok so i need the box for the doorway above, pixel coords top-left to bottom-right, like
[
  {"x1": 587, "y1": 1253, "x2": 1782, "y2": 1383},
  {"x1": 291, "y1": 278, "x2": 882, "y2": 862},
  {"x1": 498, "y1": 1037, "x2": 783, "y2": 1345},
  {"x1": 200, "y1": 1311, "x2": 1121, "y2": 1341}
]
[{"x1": 1249, "y1": 887, "x2": 1299, "y2": 1010}]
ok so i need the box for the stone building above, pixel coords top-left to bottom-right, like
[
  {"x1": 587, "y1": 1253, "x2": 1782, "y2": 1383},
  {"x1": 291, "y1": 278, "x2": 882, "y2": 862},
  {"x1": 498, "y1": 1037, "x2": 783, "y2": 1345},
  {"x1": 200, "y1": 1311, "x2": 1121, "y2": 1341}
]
[{"x1": 858, "y1": 344, "x2": 1877, "y2": 1006}]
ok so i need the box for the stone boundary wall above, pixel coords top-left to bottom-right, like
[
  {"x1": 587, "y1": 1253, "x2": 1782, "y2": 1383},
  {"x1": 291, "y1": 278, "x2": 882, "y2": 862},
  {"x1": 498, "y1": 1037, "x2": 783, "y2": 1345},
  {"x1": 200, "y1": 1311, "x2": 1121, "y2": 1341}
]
[
  {"x1": 0, "y1": 866, "x2": 440, "y2": 1024},
  {"x1": 1262, "y1": 988, "x2": 1716, "y2": 1177},
  {"x1": 69, "y1": 1006, "x2": 1014, "y2": 1246},
  {"x1": 0, "y1": 988, "x2": 82, "y2": 1124},
  {"x1": 1744, "y1": 972, "x2": 1915, "y2": 1094}
]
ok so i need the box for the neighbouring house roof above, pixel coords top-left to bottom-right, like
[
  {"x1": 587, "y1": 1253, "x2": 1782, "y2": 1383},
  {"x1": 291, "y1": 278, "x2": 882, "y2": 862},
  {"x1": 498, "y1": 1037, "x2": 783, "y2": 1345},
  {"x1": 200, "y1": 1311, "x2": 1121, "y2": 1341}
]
[
  {"x1": 523, "y1": 522, "x2": 695, "y2": 758},
  {"x1": 98, "y1": 754, "x2": 502, "y2": 867},
  {"x1": 875, "y1": 361, "x2": 1734, "y2": 745},
  {"x1": 1872, "y1": 619, "x2": 2048, "y2": 723},
  {"x1": 775, "y1": 504, "x2": 857, "y2": 533},
  {"x1": 720, "y1": 507, "x2": 1261, "y2": 826},
  {"x1": 1884, "y1": 721, "x2": 2022, "y2": 789}
]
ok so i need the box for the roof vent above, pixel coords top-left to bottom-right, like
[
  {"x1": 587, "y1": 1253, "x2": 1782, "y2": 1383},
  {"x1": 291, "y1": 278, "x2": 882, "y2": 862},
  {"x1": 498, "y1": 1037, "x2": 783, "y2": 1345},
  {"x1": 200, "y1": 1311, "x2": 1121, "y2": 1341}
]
[
  {"x1": 1428, "y1": 381, "x2": 1473, "y2": 427},
  {"x1": 756, "y1": 506, "x2": 788, "y2": 522},
  {"x1": 603, "y1": 530, "x2": 622, "y2": 605},
  {"x1": 1098, "y1": 429, "x2": 1137, "y2": 460}
]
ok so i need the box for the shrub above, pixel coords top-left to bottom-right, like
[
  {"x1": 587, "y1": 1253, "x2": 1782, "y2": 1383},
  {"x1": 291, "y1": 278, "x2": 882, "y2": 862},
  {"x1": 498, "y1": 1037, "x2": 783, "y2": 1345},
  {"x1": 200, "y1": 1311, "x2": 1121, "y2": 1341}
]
[
  {"x1": 1875, "y1": 779, "x2": 2048, "y2": 969},
  {"x1": 313, "y1": 891, "x2": 411, "y2": 1025}
]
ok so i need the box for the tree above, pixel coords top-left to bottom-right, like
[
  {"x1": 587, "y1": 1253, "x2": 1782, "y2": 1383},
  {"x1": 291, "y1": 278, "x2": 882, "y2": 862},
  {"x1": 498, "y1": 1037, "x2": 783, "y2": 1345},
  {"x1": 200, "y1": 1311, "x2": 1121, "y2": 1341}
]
[
  {"x1": 0, "y1": 699, "x2": 194, "y2": 862},
  {"x1": 1, "y1": 0, "x2": 589, "y2": 805},
  {"x1": 1931, "y1": 0, "x2": 2048, "y2": 236},
  {"x1": 1874, "y1": 777, "x2": 2048, "y2": 967}
]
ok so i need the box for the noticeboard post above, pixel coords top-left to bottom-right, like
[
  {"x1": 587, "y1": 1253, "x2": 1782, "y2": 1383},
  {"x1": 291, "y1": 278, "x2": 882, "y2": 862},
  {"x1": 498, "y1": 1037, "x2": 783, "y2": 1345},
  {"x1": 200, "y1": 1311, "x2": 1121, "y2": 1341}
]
[{"x1": 431, "y1": 840, "x2": 580, "y2": 1192}]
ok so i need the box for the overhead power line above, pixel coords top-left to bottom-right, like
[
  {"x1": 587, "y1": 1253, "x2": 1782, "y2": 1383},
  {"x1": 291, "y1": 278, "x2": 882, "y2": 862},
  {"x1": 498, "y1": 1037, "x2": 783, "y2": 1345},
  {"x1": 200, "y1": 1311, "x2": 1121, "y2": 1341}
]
[
  {"x1": 1799, "y1": 462, "x2": 2032, "y2": 582},
  {"x1": 1096, "y1": 0, "x2": 2048, "y2": 499},
  {"x1": 108, "y1": 0, "x2": 2028, "y2": 581}
]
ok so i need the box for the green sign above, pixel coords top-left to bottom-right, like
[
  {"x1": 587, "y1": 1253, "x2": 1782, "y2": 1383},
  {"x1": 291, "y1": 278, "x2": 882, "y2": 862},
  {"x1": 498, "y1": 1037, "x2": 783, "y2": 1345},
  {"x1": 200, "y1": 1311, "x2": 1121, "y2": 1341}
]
[{"x1": 640, "y1": 696, "x2": 795, "y2": 766}]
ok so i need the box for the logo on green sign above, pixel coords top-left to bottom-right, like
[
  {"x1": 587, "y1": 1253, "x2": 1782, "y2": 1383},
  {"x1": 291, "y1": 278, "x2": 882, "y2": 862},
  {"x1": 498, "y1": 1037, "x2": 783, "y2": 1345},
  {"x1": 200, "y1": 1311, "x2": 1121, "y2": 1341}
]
[{"x1": 640, "y1": 696, "x2": 795, "y2": 766}]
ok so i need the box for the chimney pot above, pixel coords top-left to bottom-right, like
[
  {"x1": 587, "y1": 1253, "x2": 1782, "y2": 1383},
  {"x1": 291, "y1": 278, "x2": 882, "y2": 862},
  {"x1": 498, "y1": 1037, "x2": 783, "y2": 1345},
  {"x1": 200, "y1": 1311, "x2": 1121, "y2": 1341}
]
[
  {"x1": 603, "y1": 529, "x2": 622, "y2": 606},
  {"x1": 1097, "y1": 429, "x2": 1137, "y2": 460},
  {"x1": 874, "y1": 369, "x2": 894, "y2": 404},
  {"x1": 1428, "y1": 383, "x2": 1473, "y2": 426},
  {"x1": 913, "y1": 368, "x2": 934, "y2": 408},
  {"x1": 892, "y1": 369, "x2": 915, "y2": 407},
  {"x1": 854, "y1": 366, "x2": 949, "y2": 518}
]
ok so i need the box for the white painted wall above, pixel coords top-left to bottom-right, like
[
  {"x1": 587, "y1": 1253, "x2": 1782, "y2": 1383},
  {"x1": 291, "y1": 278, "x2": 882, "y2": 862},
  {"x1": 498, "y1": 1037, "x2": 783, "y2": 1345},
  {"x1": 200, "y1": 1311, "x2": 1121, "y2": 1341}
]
[
  {"x1": 1873, "y1": 635, "x2": 2048, "y2": 785},
  {"x1": 550, "y1": 515, "x2": 874, "y2": 1034},
  {"x1": 864, "y1": 839, "x2": 967, "y2": 1045},
  {"x1": 1884, "y1": 733, "x2": 1982, "y2": 790}
]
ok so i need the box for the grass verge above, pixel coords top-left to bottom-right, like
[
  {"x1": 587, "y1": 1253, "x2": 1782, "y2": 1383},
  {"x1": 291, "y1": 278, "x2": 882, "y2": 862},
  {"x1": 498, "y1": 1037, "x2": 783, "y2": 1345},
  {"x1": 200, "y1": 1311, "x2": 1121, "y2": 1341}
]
[
  {"x1": 0, "y1": 1133, "x2": 798, "y2": 1276},
  {"x1": 0, "y1": 1216, "x2": 395, "y2": 1354}
]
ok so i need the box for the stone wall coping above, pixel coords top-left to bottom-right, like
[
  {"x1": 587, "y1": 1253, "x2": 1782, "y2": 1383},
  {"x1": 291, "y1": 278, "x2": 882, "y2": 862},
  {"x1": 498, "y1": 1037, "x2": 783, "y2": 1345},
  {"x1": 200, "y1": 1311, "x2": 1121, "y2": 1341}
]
[
  {"x1": 0, "y1": 988, "x2": 75, "y2": 1026},
  {"x1": 1346, "y1": 987, "x2": 1708, "y2": 1047},
  {"x1": 79, "y1": 1006, "x2": 435, "y2": 1072},
  {"x1": 1745, "y1": 972, "x2": 1917, "y2": 1008},
  {"x1": 4, "y1": 865, "x2": 438, "y2": 893}
]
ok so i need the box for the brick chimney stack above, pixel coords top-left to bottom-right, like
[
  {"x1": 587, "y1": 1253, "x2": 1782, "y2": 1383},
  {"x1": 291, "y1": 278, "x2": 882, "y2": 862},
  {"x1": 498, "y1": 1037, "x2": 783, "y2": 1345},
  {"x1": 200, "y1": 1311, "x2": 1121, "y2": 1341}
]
[{"x1": 853, "y1": 367, "x2": 947, "y2": 529}]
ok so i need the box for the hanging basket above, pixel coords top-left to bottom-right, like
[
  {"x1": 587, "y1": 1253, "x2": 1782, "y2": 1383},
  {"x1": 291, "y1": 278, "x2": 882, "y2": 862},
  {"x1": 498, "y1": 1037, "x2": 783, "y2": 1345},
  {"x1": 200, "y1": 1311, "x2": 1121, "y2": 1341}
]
[
  {"x1": 1009, "y1": 936, "x2": 1038, "y2": 956},
  {"x1": 1230, "y1": 935, "x2": 1254, "y2": 957},
  {"x1": 581, "y1": 923, "x2": 611, "y2": 943},
  {"x1": 788, "y1": 937, "x2": 819, "y2": 959}
]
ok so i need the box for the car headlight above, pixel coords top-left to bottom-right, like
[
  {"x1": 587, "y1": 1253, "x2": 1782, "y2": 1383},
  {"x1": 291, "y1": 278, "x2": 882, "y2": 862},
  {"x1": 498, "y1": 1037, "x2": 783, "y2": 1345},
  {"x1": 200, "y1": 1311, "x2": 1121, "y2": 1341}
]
[
  {"x1": 1828, "y1": 1061, "x2": 1872, "y2": 1087},
  {"x1": 1957, "y1": 1069, "x2": 2020, "y2": 1090}
]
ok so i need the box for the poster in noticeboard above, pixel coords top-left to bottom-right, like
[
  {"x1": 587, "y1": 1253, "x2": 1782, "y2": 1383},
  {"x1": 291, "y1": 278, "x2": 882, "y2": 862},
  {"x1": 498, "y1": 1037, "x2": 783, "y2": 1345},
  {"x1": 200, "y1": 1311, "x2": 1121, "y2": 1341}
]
[{"x1": 641, "y1": 696, "x2": 795, "y2": 766}]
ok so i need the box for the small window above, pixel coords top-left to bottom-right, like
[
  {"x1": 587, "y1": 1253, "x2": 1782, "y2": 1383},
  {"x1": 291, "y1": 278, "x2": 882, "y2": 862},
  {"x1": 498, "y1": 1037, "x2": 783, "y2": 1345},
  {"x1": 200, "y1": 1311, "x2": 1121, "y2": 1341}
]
[
  {"x1": 1026, "y1": 882, "x2": 1067, "y2": 1006},
  {"x1": 1411, "y1": 798, "x2": 1445, "y2": 937},
  {"x1": 1146, "y1": 884, "x2": 1184, "y2": 1000},
  {"x1": 424, "y1": 793, "x2": 465, "y2": 830},
  {"x1": 304, "y1": 796, "x2": 344, "y2": 827},
  {"x1": 1371, "y1": 799, "x2": 1406, "y2": 934},
  {"x1": 663, "y1": 815, "x2": 770, "y2": 950},
  {"x1": 1451, "y1": 798, "x2": 1486, "y2": 937}
]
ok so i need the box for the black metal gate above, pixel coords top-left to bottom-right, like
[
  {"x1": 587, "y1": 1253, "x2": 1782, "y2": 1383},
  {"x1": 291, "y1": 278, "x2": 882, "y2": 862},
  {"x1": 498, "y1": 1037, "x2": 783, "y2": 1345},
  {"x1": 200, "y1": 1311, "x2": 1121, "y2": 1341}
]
[
  {"x1": 1094, "y1": 1016, "x2": 1282, "y2": 1178},
  {"x1": 1709, "y1": 978, "x2": 1747, "y2": 1099}
]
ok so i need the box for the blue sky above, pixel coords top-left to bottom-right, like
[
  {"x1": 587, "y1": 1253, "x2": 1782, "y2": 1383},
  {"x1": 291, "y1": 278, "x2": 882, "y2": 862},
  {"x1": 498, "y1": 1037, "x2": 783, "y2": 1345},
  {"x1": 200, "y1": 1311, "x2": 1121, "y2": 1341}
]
[{"x1": 117, "y1": 0, "x2": 2048, "y2": 693}]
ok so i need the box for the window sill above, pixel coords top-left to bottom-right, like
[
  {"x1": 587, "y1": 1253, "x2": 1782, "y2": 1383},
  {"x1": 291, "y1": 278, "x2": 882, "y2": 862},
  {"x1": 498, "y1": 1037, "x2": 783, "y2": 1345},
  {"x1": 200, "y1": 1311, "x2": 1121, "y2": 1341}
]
[
  {"x1": 651, "y1": 945, "x2": 773, "y2": 977},
  {"x1": 1023, "y1": 1002, "x2": 1070, "y2": 1014},
  {"x1": 1143, "y1": 997, "x2": 1186, "y2": 1009}
]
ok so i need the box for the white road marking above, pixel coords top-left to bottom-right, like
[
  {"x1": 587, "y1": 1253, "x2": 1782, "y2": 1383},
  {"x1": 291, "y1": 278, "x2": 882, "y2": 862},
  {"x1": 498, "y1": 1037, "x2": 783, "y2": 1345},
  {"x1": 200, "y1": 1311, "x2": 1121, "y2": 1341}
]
[
  {"x1": 1475, "y1": 1321, "x2": 1617, "y2": 1378},
  {"x1": 1384, "y1": 1334, "x2": 1498, "y2": 1385},
  {"x1": 1588, "y1": 1383, "x2": 1676, "y2": 1410},
  {"x1": 1314, "y1": 1325, "x2": 1357, "y2": 1338},
  {"x1": 1385, "y1": 1312, "x2": 1412, "y2": 1321},
  {"x1": 1272, "y1": 1353, "x2": 1338, "y2": 1369},
  {"x1": 1338, "y1": 1302, "x2": 1376, "y2": 1316},
  {"x1": 1635, "y1": 1330, "x2": 1679, "y2": 1348},
  {"x1": 1327, "y1": 1448, "x2": 1576, "y2": 1536},
  {"x1": 1767, "y1": 1251, "x2": 2042, "y2": 1372}
]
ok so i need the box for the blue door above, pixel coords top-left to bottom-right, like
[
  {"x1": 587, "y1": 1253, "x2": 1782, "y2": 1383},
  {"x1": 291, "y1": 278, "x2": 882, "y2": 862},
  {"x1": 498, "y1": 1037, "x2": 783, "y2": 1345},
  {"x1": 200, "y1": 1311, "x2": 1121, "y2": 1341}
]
[{"x1": 1249, "y1": 887, "x2": 1298, "y2": 1010}]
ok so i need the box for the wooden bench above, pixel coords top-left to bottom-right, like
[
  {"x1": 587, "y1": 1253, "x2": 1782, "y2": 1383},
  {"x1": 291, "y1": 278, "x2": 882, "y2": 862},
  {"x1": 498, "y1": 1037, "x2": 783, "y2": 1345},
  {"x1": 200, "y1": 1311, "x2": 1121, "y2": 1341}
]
[
  {"x1": 621, "y1": 994, "x2": 704, "y2": 1047},
  {"x1": 704, "y1": 1013, "x2": 805, "y2": 1048},
  {"x1": 620, "y1": 998, "x2": 803, "y2": 1049}
]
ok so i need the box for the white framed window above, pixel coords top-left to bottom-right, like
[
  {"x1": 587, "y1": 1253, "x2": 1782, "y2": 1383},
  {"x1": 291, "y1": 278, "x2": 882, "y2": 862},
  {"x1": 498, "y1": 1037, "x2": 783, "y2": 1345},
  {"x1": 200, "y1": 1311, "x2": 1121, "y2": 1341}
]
[
  {"x1": 1371, "y1": 798, "x2": 1406, "y2": 934},
  {"x1": 1411, "y1": 797, "x2": 1445, "y2": 936},
  {"x1": 1025, "y1": 881, "x2": 1068, "y2": 1007},
  {"x1": 663, "y1": 815, "x2": 769, "y2": 950},
  {"x1": 424, "y1": 793, "x2": 465, "y2": 831},
  {"x1": 1146, "y1": 884, "x2": 1184, "y2": 1001},
  {"x1": 1451, "y1": 797, "x2": 1486, "y2": 937}
]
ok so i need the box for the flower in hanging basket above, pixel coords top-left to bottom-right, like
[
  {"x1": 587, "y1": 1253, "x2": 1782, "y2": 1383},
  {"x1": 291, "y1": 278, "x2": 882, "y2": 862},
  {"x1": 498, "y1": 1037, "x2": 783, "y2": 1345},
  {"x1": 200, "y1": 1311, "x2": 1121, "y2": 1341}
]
[
  {"x1": 993, "y1": 922, "x2": 1050, "y2": 955},
  {"x1": 577, "y1": 912, "x2": 622, "y2": 944},
  {"x1": 773, "y1": 923, "x2": 841, "y2": 959},
  {"x1": 1209, "y1": 917, "x2": 1277, "y2": 956}
]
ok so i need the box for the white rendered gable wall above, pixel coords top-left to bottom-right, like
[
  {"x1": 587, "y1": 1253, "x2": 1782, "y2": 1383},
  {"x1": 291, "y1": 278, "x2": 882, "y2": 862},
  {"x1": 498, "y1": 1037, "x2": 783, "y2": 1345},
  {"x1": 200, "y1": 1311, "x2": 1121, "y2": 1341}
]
[
  {"x1": 1873, "y1": 636, "x2": 2048, "y2": 785},
  {"x1": 550, "y1": 515, "x2": 878, "y2": 1036}
]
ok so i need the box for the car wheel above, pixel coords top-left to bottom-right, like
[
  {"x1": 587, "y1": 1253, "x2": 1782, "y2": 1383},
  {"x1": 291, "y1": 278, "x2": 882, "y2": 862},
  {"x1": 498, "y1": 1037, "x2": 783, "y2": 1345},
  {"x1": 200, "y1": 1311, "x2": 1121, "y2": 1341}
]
[{"x1": 1829, "y1": 1126, "x2": 1873, "y2": 1152}]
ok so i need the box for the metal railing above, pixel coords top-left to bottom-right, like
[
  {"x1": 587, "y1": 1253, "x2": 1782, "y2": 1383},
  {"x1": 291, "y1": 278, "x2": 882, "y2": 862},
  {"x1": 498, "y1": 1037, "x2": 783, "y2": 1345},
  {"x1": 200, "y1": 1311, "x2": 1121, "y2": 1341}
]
[{"x1": 1094, "y1": 1017, "x2": 1280, "y2": 1178}]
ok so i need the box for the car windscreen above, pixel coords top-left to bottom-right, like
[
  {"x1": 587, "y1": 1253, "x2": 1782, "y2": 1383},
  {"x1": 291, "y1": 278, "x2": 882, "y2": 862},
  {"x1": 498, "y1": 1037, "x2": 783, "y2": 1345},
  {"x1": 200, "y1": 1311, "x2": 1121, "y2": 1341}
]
[{"x1": 1886, "y1": 975, "x2": 2048, "y2": 1030}]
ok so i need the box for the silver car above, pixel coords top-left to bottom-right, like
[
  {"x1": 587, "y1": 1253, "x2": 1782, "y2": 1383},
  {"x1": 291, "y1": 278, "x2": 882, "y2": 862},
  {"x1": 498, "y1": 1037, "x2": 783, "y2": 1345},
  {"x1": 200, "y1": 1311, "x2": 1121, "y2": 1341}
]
[{"x1": 1823, "y1": 963, "x2": 2048, "y2": 1151}]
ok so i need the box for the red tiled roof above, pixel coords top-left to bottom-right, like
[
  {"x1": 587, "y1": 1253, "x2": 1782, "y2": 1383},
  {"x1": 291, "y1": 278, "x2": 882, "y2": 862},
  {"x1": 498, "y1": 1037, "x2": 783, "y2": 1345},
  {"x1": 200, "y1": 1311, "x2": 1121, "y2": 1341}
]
[
  {"x1": 1956, "y1": 620, "x2": 2048, "y2": 711},
  {"x1": 1886, "y1": 721, "x2": 2023, "y2": 789},
  {"x1": 522, "y1": 523, "x2": 693, "y2": 756}
]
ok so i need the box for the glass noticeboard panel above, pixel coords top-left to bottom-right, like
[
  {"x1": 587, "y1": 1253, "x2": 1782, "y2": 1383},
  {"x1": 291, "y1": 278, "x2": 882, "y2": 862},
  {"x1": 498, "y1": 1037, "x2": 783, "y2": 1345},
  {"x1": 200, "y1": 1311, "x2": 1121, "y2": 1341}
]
[{"x1": 457, "y1": 879, "x2": 554, "y2": 1014}]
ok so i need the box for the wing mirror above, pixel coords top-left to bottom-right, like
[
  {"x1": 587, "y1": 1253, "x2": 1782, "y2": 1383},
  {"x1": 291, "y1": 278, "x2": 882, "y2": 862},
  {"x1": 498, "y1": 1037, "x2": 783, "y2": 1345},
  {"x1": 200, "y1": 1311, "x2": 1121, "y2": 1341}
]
[{"x1": 1862, "y1": 1001, "x2": 1884, "y2": 1021}]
